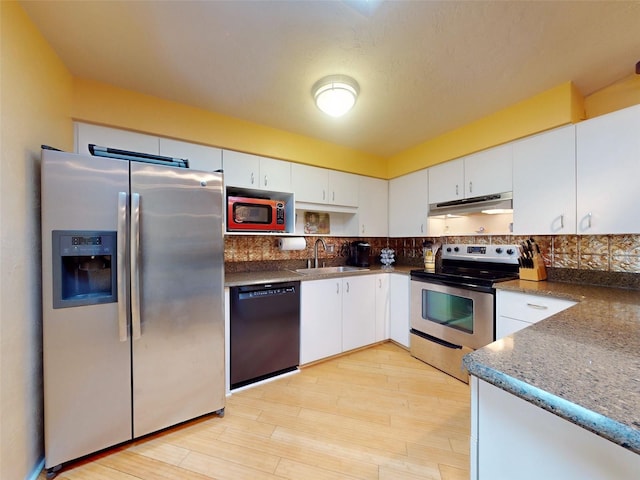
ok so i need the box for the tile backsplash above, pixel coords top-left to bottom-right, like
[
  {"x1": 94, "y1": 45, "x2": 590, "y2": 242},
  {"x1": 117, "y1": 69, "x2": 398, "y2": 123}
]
[{"x1": 225, "y1": 234, "x2": 640, "y2": 280}]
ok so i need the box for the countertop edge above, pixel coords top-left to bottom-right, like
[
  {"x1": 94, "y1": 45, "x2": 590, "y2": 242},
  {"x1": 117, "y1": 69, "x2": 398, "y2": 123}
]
[
  {"x1": 224, "y1": 265, "x2": 413, "y2": 287},
  {"x1": 463, "y1": 357, "x2": 640, "y2": 454}
]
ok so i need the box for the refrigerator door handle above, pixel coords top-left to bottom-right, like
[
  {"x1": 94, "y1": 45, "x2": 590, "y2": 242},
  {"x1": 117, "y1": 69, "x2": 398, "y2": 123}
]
[
  {"x1": 131, "y1": 192, "x2": 142, "y2": 340},
  {"x1": 117, "y1": 192, "x2": 128, "y2": 342}
]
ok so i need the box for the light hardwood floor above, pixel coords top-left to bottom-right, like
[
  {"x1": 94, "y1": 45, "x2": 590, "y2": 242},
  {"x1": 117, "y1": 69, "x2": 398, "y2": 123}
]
[{"x1": 42, "y1": 342, "x2": 470, "y2": 480}]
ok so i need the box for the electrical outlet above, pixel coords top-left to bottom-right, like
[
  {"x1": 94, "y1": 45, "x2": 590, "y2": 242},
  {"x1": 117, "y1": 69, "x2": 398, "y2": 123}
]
[{"x1": 327, "y1": 244, "x2": 335, "y2": 253}]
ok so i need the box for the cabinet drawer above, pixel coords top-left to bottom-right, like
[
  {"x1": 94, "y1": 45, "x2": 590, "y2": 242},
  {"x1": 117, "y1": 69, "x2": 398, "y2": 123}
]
[{"x1": 497, "y1": 290, "x2": 576, "y2": 324}]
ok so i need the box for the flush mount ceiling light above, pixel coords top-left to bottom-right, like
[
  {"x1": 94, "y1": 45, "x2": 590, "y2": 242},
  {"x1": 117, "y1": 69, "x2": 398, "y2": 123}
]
[{"x1": 312, "y1": 75, "x2": 359, "y2": 117}]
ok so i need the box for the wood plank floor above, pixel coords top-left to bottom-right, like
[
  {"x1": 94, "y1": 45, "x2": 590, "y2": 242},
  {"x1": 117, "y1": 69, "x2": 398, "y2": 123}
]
[{"x1": 42, "y1": 342, "x2": 470, "y2": 480}]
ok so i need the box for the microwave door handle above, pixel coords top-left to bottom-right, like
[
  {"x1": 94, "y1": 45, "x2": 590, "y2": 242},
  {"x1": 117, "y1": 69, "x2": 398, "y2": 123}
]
[
  {"x1": 117, "y1": 192, "x2": 128, "y2": 342},
  {"x1": 131, "y1": 193, "x2": 142, "y2": 340}
]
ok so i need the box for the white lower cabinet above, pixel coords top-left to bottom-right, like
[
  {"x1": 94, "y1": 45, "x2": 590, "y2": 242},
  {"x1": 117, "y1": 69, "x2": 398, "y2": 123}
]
[
  {"x1": 300, "y1": 275, "x2": 384, "y2": 365},
  {"x1": 496, "y1": 290, "x2": 576, "y2": 339},
  {"x1": 300, "y1": 278, "x2": 343, "y2": 364},
  {"x1": 389, "y1": 273, "x2": 410, "y2": 348},
  {"x1": 375, "y1": 274, "x2": 390, "y2": 342},
  {"x1": 342, "y1": 276, "x2": 376, "y2": 352},
  {"x1": 471, "y1": 377, "x2": 640, "y2": 479}
]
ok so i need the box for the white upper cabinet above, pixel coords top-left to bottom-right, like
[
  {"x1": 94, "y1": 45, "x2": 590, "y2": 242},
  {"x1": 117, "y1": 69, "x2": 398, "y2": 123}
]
[
  {"x1": 223, "y1": 150, "x2": 291, "y2": 192},
  {"x1": 428, "y1": 144, "x2": 513, "y2": 204},
  {"x1": 328, "y1": 170, "x2": 359, "y2": 207},
  {"x1": 512, "y1": 125, "x2": 576, "y2": 235},
  {"x1": 358, "y1": 176, "x2": 389, "y2": 237},
  {"x1": 428, "y1": 158, "x2": 464, "y2": 204},
  {"x1": 388, "y1": 169, "x2": 429, "y2": 237},
  {"x1": 464, "y1": 144, "x2": 513, "y2": 197},
  {"x1": 75, "y1": 122, "x2": 159, "y2": 156},
  {"x1": 159, "y1": 138, "x2": 222, "y2": 172},
  {"x1": 291, "y1": 163, "x2": 358, "y2": 207},
  {"x1": 291, "y1": 163, "x2": 327, "y2": 203},
  {"x1": 576, "y1": 104, "x2": 640, "y2": 234}
]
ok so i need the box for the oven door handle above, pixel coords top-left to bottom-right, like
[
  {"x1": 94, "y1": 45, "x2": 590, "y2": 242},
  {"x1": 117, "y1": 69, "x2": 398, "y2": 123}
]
[{"x1": 410, "y1": 329, "x2": 463, "y2": 350}]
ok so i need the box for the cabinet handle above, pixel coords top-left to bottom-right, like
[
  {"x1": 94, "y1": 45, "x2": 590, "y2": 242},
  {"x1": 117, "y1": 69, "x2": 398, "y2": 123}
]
[
  {"x1": 264, "y1": 175, "x2": 268, "y2": 187},
  {"x1": 469, "y1": 181, "x2": 473, "y2": 193},
  {"x1": 250, "y1": 172, "x2": 255, "y2": 185},
  {"x1": 526, "y1": 303, "x2": 548, "y2": 310},
  {"x1": 323, "y1": 189, "x2": 326, "y2": 201},
  {"x1": 346, "y1": 281, "x2": 350, "y2": 293},
  {"x1": 588, "y1": 212, "x2": 592, "y2": 229},
  {"x1": 332, "y1": 191, "x2": 335, "y2": 202},
  {"x1": 378, "y1": 278, "x2": 382, "y2": 288},
  {"x1": 336, "y1": 282, "x2": 340, "y2": 294},
  {"x1": 560, "y1": 214, "x2": 564, "y2": 229},
  {"x1": 421, "y1": 223, "x2": 424, "y2": 233},
  {"x1": 362, "y1": 224, "x2": 365, "y2": 234},
  {"x1": 455, "y1": 184, "x2": 459, "y2": 196}
]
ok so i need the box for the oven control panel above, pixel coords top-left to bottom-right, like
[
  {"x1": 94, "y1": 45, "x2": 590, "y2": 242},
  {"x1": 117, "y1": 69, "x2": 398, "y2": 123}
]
[{"x1": 442, "y1": 244, "x2": 519, "y2": 264}]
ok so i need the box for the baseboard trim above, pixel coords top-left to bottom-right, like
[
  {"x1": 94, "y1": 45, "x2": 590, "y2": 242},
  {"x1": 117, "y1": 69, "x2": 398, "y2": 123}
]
[{"x1": 26, "y1": 457, "x2": 45, "y2": 480}]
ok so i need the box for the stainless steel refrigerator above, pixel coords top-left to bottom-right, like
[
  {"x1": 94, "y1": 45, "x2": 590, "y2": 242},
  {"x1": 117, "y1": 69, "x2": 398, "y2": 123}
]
[{"x1": 41, "y1": 148, "x2": 225, "y2": 473}]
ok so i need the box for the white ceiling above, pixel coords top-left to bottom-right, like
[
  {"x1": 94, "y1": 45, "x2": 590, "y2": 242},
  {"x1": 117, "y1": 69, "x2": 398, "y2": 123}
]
[{"x1": 20, "y1": 1, "x2": 640, "y2": 158}]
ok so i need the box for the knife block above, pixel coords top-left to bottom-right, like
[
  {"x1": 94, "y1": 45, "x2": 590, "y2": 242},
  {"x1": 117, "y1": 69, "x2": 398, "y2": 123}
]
[{"x1": 519, "y1": 254, "x2": 547, "y2": 281}]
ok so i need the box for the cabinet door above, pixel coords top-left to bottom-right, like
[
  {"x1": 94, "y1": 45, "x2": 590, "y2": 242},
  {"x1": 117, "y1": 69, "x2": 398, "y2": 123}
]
[
  {"x1": 291, "y1": 163, "x2": 329, "y2": 203},
  {"x1": 496, "y1": 315, "x2": 531, "y2": 340},
  {"x1": 475, "y1": 379, "x2": 640, "y2": 480},
  {"x1": 329, "y1": 171, "x2": 359, "y2": 207},
  {"x1": 388, "y1": 170, "x2": 429, "y2": 237},
  {"x1": 375, "y1": 274, "x2": 390, "y2": 342},
  {"x1": 300, "y1": 279, "x2": 342, "y2": 364},
  {"x1": 497, "y1": 290, "x2": 576, "y2": 325},
  {"x1": 428, "y1": 158, "x2": 464, "y2": 204},
  {"x1": 512, "y1": 125, "x2": 576, "y2": 235},
  {"x1": 342, "y1": 276, "x2": 376, "y2": 351},
  {"x1": 464, "y1": 144, "x2": 512, "y2": 197},
  {"x1": 496, "y1": 290, "x2": 576, "y2": 340},
  {"x1": 75, "y1": 122, "x2": 159, "y2": 156},
  {"x1": 222, "y1": 150, "x2": 260, "y2": 188},
  {"x1": 260, "y1": 157, "x2": 291, "y2": 192},
  {"x1": 389, "y1": 273, "x2": 410, "y2": 348},
  {"x1": 358, "y1": 176, "x2": 389, "y2": 237},
  {"x1": 159, "y1": 138, "x2": 222, "y2": 172},
  {"x1": 576, "y1": 104, "x2": 640, "y2": 234}
]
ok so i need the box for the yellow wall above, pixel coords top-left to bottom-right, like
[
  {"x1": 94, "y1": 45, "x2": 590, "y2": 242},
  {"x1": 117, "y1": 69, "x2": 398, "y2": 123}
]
[
  {"x1": 584, "y1": 73, "x2": 640, "y2": 119},
  {"x1": 71, "y1": 75, "x2": 640, "y2": 181},
  {"x1": 0, "y1": 2, "x2": 73, "y2": 478},
  {"x1": 387, "y1": 82, "x2": 585, "y2": 178},
  {"x1": 71, "y1": 78, "x2": 388, "y2": 178}
]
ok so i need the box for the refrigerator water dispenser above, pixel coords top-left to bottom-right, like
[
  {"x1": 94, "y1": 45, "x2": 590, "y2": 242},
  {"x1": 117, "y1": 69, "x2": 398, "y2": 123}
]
[{"x1": 52, "y1": 230, "x2": 117, "y2": 308}]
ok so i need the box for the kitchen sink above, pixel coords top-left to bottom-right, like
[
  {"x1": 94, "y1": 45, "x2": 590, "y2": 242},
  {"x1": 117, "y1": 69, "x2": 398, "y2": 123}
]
[{"x1": 295, "y1": 266, "x2": 370, "y2": 275}]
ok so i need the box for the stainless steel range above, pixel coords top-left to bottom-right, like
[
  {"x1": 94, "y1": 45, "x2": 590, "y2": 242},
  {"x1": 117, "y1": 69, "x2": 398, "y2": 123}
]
[{"x1": 410, "y1": 244, "x2": 519, "y2": 383}]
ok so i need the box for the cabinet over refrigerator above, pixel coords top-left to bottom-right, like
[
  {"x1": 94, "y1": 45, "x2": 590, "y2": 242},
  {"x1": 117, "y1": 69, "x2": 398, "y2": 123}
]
[{"x1": 41, "y1": 148, "x2": 225, "y2": 475}]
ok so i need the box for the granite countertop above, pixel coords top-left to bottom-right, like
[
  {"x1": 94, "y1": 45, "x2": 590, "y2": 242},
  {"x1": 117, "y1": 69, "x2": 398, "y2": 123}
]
[
  {"x1": 463, "y1": 279, "x2": 640, "y2": 454},
  {"x1": 224, "y1": 264, "x2": 414, "y2": 287}
]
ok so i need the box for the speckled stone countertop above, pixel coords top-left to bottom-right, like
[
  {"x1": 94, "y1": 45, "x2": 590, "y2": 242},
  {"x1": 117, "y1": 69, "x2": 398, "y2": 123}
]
[
  {"x1": 463, "y1": 279, "x2": 640, "y2": 454},
  {"x1": 224, "y1": 265, "x2": 413, "y2": 287}
]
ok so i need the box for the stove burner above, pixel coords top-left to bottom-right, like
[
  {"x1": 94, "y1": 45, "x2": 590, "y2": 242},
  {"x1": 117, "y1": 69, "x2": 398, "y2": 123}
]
[{"x1": 411, "y1": 243, "x2": 520, "y2": 288}]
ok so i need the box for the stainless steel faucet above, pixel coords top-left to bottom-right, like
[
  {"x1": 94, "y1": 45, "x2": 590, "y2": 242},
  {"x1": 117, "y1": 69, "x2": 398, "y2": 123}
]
[{"x1": 314, "y1": 237, "x2": 327, "y2": 268}]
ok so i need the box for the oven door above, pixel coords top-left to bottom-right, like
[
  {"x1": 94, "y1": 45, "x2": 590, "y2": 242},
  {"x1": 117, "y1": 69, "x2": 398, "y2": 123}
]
[{"x1": 410, "y1": 279, "x2": 494, "y2": 350}]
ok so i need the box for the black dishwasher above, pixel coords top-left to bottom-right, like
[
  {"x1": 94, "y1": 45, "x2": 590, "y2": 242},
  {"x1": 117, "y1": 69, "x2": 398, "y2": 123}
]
[{"x1": 230, "y1": 281, "x2": 300, "y2": 389}]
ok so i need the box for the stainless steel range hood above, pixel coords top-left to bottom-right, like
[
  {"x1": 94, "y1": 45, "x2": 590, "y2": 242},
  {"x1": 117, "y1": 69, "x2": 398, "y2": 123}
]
[{"x1": 428, "y1": 192, "x2": 513, "y2": 217}]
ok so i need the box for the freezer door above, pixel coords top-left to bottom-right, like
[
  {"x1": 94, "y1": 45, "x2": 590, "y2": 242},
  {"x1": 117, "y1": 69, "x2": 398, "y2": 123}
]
[
  {"x1": 42, "y1": 151, "x2": 132, "y2": 468},
  {"x1": 130, "y1": 163, "x2": 225, "y2": 437}
]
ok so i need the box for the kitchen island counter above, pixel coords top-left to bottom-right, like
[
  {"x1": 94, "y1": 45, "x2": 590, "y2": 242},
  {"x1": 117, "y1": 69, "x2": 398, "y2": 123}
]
[{"x1": 464, "y1": 279, "x2": 640, "y2": 454}]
